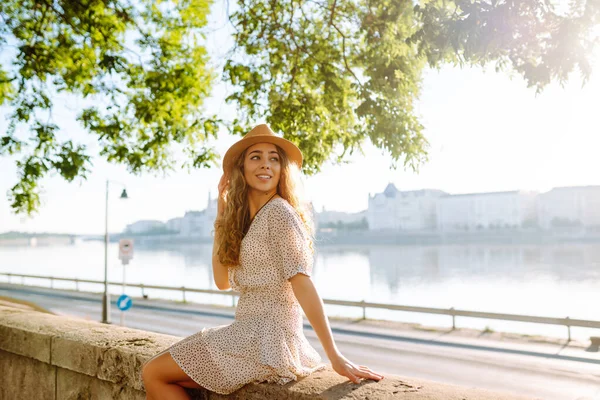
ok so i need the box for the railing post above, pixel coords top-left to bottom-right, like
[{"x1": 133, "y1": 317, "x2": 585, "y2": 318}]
[
  {"x1": 75, "y1": 279, "x2": 79, "y2": 291},
  {"x1": 231, "y1": 294, "x2": 236, "y2": 307},
  {"x1": 566, "y1": 316, "x2": 571, "y2": 342},
  {"x1": 141, "y1": 284, "x2": 146, "y2": 299},
  {"x1": 182, "y1": 287, "x2": 186, "y2": 303},
  {"x1": 50, "y1": 277, "x2": 54, "y2": 289},
  {"x1": 21, "y1": 276, "x2": 24, "y2": 285},
  {"x1": 361, "y1": 300, "x2": 366, "y2": 320},
  {"x1": 450, "y1": 307, "x2": 456, "y2": 330},
  {"x1": 7, "y1": 273, "x2": 11, "y2": 283}
]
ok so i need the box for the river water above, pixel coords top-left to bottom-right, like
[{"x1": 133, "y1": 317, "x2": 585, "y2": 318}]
[{"x1": 0, "y1": 240, "x2": 598, "y2": 340}]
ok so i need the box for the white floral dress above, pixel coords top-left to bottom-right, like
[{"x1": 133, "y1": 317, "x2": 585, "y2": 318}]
[{"x1": 150, "y1": 197, "x2": 324, "y2": 394}]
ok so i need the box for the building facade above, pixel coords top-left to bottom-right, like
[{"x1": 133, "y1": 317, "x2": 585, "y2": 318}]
[
  {"x1": 538, "y1": 186, "x2": 600, "y2": 229},
  {"x1": 437, "y1": 191, "x2": 538, "y2": 232},
  {"x1": 124, "y1": 193, "x2": 218, "y2": 238},
  {"x1": 368, "y1": 184, "x2": 447, "y2": 231},
  {"x1": 166, "y1": 217, "x2": 184, "y2": 233},
  {"x1": 179, "y1": 193, "x2": 218, "y2": 237}
]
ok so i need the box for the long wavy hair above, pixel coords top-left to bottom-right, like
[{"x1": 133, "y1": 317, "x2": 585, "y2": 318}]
[{"x1": 214, "y1": 144, "x2": 314, "y2": 268}]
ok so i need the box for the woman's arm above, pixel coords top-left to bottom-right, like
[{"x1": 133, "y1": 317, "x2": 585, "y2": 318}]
[
  {"x1": 213, "y1": 173, "x2": 231, "y2": 290},
  {"x1": 212, "y1": 229, "x2": 231, "y2": 290},
  {"x1": 289, "y1": 274, "x2": 384, "y2": 383}
]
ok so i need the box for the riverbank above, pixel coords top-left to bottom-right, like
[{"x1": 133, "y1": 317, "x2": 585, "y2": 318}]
[
  {"x1": 107, "y1": 229, "x2": 600, "y2": 247},
  {"x1": 315, "y1": 230, "x2": 600, "y2": 246},
  {"x1": 3, "y1": 228, "x2": 600, "y2": 247}
]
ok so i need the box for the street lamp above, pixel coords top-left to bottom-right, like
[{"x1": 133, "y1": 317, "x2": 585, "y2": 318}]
[{"x1": 102, "y1": 180, "x2": 128, "y2": 324}]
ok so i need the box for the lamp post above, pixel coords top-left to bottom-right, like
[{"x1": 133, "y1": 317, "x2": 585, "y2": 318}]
[{"x1": 102, "y1": 180, "x2": 128, "y2": 324}]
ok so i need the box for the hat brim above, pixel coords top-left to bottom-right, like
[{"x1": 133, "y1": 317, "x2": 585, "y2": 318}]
[{"x1": 222, "y1": 136, "x2": 303, "y2": 173}]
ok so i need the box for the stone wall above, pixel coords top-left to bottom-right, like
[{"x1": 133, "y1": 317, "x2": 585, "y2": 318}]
[{"x1": 0, "y1": 305, "x2": 531, "y2": 399}]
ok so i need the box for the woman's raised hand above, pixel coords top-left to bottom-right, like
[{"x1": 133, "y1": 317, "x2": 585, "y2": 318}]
[
  {"x1": 218, "y1": 173, "x2": 229, "y2": 195},
  {"x1": 330, "y1": 352, "x2": 384, "y2": 384}
]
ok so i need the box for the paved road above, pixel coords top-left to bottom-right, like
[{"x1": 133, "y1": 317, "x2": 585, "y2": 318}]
[{"x1": 1, "y1": 283, "x2": 599, "y2": 400}]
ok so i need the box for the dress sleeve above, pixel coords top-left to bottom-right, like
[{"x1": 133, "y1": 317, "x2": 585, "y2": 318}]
[{"x1": 269, "y1": 201, "x2": 314, "y2": 281}]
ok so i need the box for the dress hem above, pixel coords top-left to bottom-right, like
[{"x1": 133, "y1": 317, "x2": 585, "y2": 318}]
[
  {"x1": 169, "y1": 349, "x2": 242, "y2": 395},
  {"x1": 170, "y1": 348, "x2": 326, "y2": 395}
]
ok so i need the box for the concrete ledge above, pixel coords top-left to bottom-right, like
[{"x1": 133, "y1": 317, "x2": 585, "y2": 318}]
[
  {"x1": 0, "y1": 350, "x2": 56, "y2": 400},
  {"x1": 0, "y1": 305, "x2": 533, "y2": 399}
]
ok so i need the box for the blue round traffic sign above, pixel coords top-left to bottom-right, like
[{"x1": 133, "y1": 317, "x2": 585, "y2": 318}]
[{"x1": 117, "y1": 294, "x2": 132, "y2": 311}]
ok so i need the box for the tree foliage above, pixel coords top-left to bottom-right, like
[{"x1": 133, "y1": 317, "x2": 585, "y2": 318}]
[
  {"x1": 225, "y1": 0, "x2": 600, "y2": 175},
  {"x1": 0, "y1": 0, "x2": 218, "y2": 214},
  {"x1": 1, "y1": 0, "x2": 599, "y2": 214}
]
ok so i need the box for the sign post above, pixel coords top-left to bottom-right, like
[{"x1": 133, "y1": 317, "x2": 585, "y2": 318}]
[{"x1": 118, "y1": 239, "x2": 134, "y2": 326}]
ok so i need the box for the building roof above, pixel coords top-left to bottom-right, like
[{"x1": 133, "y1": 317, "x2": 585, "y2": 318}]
[
  {"x1": 383, "y1": 183, "x2": 398, "y2": 198},
  {"x1": 548, "y1": 185, "x2": 600, "y2": 192},
  {"x1": 184, "y1": 210, "x2": 205, "y2": 217},
  {"x1": 398, "y1": 189, "x2": 447, "y2": 197},
  {"x1": 129, "y1": 220, "x2": 165, "y2": 225},
  {"x1": 442, "y1": 190, "x2": 520, "y2": 198},
  {"x1": 380, "y1": 183, "x2": 447, "y2": 198}
]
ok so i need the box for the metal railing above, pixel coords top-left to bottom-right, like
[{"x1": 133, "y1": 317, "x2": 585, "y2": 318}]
[{"x1": 2, "y1": 272, "x2": 598, "y2": 341}]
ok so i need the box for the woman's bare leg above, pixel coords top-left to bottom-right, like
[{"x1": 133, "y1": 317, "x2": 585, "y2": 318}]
[{"x1": 142, "y1": 352, "x2": 203, "y2": 400}]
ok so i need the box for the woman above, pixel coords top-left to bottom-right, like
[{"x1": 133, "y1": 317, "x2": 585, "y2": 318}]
[{"x1": 142, "y1": 124, "x2": 383, "y2": 399}]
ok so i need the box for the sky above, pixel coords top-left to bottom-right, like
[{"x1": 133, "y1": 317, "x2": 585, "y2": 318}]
[{"x1": 1, "y1": 3, "x2": 599, "y2": 235}]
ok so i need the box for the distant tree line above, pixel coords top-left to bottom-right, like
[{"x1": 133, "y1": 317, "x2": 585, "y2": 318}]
[
  {"x1": 320, "y1": 218, "x2": 369, "y2": 231},
  {"x1": 123, "y1": 227, "x2": 179, "y2": 237}
]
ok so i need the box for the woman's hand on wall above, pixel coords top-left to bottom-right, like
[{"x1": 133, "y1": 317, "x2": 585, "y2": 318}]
[
  {"x1": 329, "y1": 351, "x2": 384, "y2": 384},
  {"x1": 290, "y1": 274, "x2": 384, "y2": 384}
]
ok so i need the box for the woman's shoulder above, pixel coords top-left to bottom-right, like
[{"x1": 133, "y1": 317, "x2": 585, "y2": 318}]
[
  {"x1": 265, "y1": 197, "x2": 311, "y2": 240},
  {"x1": 265, "y1": 197, "x2": 300, "y2": 220},
  {"x1": 267, "y1": 196, "x2": 293, "y2": 213}
]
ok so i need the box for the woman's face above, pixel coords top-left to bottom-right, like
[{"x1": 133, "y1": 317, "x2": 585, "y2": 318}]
[{"x1": 243, "y1": 142, "x2": 282, "y2": 193}]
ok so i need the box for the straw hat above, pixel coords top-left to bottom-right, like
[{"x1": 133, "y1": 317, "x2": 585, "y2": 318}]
[{"x1": 222, "y1": 124, "x2": 303, "y2": 173}]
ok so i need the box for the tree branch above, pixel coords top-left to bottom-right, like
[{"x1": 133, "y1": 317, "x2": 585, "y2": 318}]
[
  {"x1": 329, "y1": 0, "x2": 337, "y2": 26},
  {"x1": 331, "y1": 22, "x2": 362, "y2": 88},
  {"x1": 286, "y1": 1, "x2": 300, "y2": 102}
]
